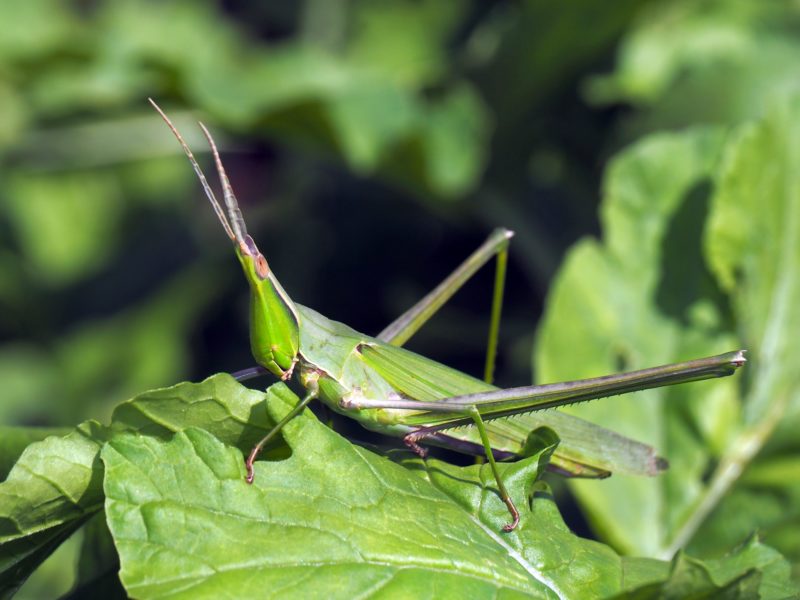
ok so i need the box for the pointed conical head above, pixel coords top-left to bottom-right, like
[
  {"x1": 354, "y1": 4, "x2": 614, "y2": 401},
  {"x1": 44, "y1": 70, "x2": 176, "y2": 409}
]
[{"x1": 151, "y1": 99, "x2": 299, "y2": 379}]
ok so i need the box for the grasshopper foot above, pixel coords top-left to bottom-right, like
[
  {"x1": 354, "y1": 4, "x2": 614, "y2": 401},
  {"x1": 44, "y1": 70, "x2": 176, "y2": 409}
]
[
  {"x1": 279, "y1": 357, "x2": 298, "y2": 381},
  {"x1": 501, "y1": 497, "x2": 520, "y2": 532},
  {"x1": 403, "y1": 433, "x2": 429, "y2": 458},
  {"x1": 245, "y1": 447, "x2": 260, "y2": 484}
]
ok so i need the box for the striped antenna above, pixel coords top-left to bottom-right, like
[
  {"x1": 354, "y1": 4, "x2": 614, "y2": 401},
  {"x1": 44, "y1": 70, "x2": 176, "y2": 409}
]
[
  {"x1": 148, "y1": 98, "x2": 237, "y2": 243},
  {"x1": 198, "y1": 122, "x2": 248, "y2": 244}
]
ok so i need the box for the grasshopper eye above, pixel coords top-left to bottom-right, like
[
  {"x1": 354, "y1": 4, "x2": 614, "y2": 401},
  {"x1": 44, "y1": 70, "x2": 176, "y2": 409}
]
[{"x1": 255, "y1": 254, "x2": 270, "y2": 278}]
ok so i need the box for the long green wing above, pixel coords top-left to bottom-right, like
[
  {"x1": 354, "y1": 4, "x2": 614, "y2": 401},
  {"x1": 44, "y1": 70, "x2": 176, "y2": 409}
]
[
  {"x1": 355, "y1": 341, "x2": 670, "y2": 476},
  {"x1": 296, "y1": 305, "x2": 743, "y2": 477},
  {"x1": 360, "y1": 347, "x2": 744, "y2": 426}
]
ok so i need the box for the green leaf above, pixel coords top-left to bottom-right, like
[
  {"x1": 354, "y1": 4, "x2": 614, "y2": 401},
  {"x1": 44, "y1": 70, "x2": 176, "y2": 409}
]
[
  {"x1": 343, "y1": 0, "x2": 464, "y2": 87},
  {"x1": 80, "y1": 0, "x2": 488, "y2": 199},
  {"x1": 193, "y1": 49, "x2": 490, "y2": 198},
  {"x1": 4, "y1": 377, "x2": 794, "y2": 597},
  {"x1": 535, "y1": 126, "x2": 735, "y2": 556},
  {"x1": 585, "y1": 1, "x2": 800, "y2": 130},
  {"x1": 101, "y1": 383, "x2": 661, "y2": 599},
  {"x1": 110, "y1": 373, "x2": 280, "y2": 455},
  {"x1": 0, "y1": 374, "x2": 270, "y2": 593},
  {"x1": 705, "y1": 97, "x2": 800, "y2": 426},
  {"x1": 686, "y1": 95, "x2": 800, "y2": 562},
  {"x1": 616, "y1": 537, "x2": 794, "y2": 600},
  {"x1": 586, "y1": 1, "x2": 758, "y2": 105},
  {"x1": 0, "y1": 426, "x2": 70, "y2": 481},
  {"x1": 0, "y1": 422, "x2": 107, "y2": 597},
  {"x1": 0, "y1": 0, "x2": 76, "y2": 61},
  {"x1": 535, "y1": 96, "x2": 800, "y2": 566}
]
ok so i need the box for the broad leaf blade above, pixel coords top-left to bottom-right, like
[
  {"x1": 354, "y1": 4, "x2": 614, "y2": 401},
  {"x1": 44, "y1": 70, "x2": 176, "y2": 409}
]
[
  {"x1": 535, "y1": 97, "x2": 800, "y2": 566},
  {"x1": 110, "y1": 372, "x2": 281, "y2": 455},
  {"x1": 0, "y1": 422, "x2": 107, "y2": 596},
  {"x1": 0, "y1": 373, "x2": 272, "y2": 593},
  {"x1": 535, "y1": 127, "x2": 735, "y2": 556},
  {"x1": 706, "y1": 97, "x2": 800, "y2": 428},
  {"x1": 101, "y1": 384, "x2": 666, "y2": 599},
  {"x1": 687, "y1": 96, "x2": 800, "y2": 561},
  {"x1": 5, "y1": 377, "x2": 792, "y2": 598}
]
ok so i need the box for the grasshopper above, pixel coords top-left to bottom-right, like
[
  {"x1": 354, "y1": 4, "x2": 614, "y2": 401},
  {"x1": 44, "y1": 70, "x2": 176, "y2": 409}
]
[{"x1": 150, "y1": 100, "x2": 745, "y2": 531}]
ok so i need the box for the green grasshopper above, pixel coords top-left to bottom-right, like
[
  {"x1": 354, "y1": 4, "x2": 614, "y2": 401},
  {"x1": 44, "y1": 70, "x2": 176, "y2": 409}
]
[{"x1": 150, "y1": 100, "x2": 745, "y2": 531}]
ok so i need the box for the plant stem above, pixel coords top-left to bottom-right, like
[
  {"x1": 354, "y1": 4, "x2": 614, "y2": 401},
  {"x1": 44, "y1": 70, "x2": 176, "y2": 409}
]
[{"x1": 660, "y1": 394, "x2": 786, "y2": 559}]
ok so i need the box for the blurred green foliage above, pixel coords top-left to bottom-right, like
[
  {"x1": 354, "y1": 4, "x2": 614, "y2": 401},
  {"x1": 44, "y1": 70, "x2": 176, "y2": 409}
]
[
  {"x1": 2, "y1": 0, "x2": 800, "y2": 596},
  {"x1": 1, "y1": 0, "x2": 651, "y2": 436}
]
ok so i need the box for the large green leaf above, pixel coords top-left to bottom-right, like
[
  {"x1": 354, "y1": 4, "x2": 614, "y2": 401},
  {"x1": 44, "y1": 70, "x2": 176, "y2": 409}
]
[
  {"x1": 101, "y1": 383, "x2": 661, "y2": 599},
  {"x1": 535, "y1": 126, "x2": 735, "y2": 556},
  {"x1": 0, "y1": 374, "x2": 271, "y2": 594},
  {"x1": 100, "y1": 382, "x2": 797, "y2": 599},
  {"x1": 535, "y1": 97, "x2": 800, "y2": 564},
  {"x1": 586, "y1": 0, "x2": 800, "y2": 132},
  {"x1": 0, "y1": 422, "x2": 107, "y2": 598},
  {"x1": 2, "y1": 377, "x2": 795, "y2": 598},
  {"x1": 686, "y1": 95, "x2": 800, "y2": 561}
]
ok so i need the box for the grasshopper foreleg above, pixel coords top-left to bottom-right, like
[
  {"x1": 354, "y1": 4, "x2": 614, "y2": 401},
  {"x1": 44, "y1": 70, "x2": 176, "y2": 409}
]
[{"x1": 245, "y1": 382, "x2": 319, "y2": 483}]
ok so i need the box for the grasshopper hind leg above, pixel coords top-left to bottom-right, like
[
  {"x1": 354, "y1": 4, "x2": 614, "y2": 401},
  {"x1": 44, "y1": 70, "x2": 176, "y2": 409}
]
[{"x1": 377, "y1": 228, "x2": 513, "y2": 386}]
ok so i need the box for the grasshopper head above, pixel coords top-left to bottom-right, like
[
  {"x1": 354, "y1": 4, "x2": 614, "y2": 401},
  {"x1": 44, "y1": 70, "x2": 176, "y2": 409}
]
[
  {"x1": 150, "y1": 99, "x2": 300, "y2": 380},
  {"x1": 234, "y1": 233, "x2": 300, "y2": 380}
]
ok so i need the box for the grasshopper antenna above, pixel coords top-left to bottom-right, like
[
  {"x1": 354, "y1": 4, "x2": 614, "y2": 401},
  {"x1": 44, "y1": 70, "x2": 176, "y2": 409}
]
[
  {"x1": 198, "y1": 122, "x2": 248, "y2": 245},
  {"x1": 148, "y1": 98, "x2": 237, "y2": 243}
]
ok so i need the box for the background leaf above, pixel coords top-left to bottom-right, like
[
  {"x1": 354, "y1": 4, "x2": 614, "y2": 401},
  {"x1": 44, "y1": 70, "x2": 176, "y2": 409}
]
[
  {"x1": 534, "y1": 96, "x2": 800, "y2": 570},
  {"x1": 0, "y1": 374, "x2": 269, "y2": 593},
  {"x1": 102, "y1": 384, "x2": 652, "y2": 598},
  {"x1": 534, "y1": 126, "x2": 736, "y2": 556},
  {"x1": 586, "y1": 0, "x2": 800, "y2": 137},
  {"x1": 685, "y1": 95, "x2": 800, "y2": 565},
  {"x1": 100, "y1": 381, "x2": 794, "y2": 599},
  {"x1": 3, "y1": 0, "x2": 800, "y2": 593}
]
